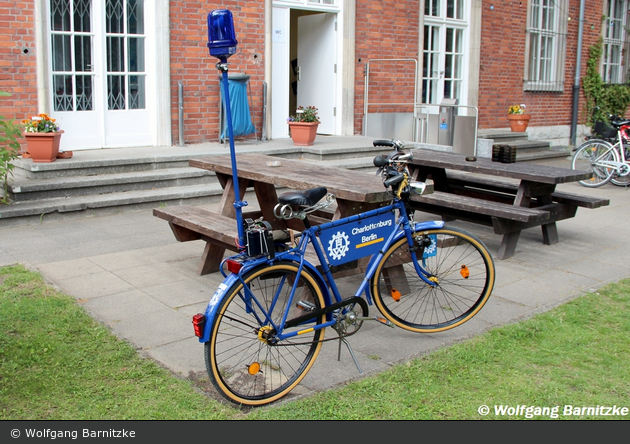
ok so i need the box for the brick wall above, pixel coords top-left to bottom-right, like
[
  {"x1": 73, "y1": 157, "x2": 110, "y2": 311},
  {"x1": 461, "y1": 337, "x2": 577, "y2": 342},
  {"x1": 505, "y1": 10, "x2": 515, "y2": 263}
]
[
  {"x1": 169, "y1": 2, "x2": 265, "y2": 145},
  {"x1": 477, "y1": 1, "x2": 605, "y2": 129},
  {"x1": 0, "y1": 1, "x2": 37, "y2": 125},
  {"x1": 354, "y1": 0, "x2": 420, "y2": 135}
]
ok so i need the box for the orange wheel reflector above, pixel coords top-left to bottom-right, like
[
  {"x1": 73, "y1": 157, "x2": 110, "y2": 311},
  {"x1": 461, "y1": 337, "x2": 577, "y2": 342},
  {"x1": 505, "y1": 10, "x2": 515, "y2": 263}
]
[
  {"x1": 460, "y1": 265, "x2": 470, "y2": 279},
  {"x1": 248, "y1": 362, "x2": 261, "y2": 375},
  {"x1": 391, "y1": 288, "x2": 402, "y2": 302}
]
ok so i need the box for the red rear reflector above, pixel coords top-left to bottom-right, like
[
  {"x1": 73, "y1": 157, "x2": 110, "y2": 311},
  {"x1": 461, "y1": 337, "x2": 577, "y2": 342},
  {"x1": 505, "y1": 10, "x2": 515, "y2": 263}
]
[
  {"x1": 192, "y1": 313, "x2": 206, "y2": 338},
  {"x1": 226, "y1": 259, "x2": 243, "y2": 274}
]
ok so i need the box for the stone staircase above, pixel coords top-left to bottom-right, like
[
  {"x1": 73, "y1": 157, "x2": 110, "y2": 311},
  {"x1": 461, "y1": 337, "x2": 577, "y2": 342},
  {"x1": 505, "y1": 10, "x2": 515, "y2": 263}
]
[
  {"x1": 477, "y1": 130, "x2": 572, "y2": 162},
  {"x1": 0, "y1": 141, "x2": 386, "y2": 227}
]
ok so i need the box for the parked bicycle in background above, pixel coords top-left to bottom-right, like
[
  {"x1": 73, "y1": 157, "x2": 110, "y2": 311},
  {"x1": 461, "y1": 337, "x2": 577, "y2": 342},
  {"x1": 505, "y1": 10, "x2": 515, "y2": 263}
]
[{"x1": 571, "y1": 114, "x2": 630, "y2": 188}]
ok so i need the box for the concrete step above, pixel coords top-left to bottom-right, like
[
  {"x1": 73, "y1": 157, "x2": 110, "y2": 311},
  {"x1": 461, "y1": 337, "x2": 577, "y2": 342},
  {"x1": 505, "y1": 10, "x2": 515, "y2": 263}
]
[
  {"x1": 8, "y1": 167, "x2": 217, "y2": 202},
  {"x1": 515, "y1": 146, "x2": 573, "y2": 162},
  {"x1": 0, "y1": 183, "x2": 229, "y2": 228}
]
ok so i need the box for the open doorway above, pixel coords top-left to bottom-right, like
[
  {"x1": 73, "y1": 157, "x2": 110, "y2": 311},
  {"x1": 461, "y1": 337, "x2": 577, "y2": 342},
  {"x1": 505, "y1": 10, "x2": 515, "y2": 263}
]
[{"x1": 271, "y1": 7, "x2": 338, "y2": 139}]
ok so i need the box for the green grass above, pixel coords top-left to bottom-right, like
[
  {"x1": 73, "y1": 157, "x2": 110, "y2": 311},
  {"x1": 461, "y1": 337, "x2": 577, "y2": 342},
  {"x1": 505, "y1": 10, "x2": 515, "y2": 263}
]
[{"x1": 1, "y1": 264, "x2": 629, "y2": 420}]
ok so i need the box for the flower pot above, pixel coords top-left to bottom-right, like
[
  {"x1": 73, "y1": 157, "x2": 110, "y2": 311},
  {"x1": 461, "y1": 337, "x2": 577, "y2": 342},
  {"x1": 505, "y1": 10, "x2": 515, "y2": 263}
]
[
  {"x1": 23, "y1": 131, "x2": 63, "y2": 163},
  {"x1": 507, "y1": 114, "x2": 531, "y2": 132},
  {"x1": 288, "y1": 122, "x2": 319, "y2": 146}
]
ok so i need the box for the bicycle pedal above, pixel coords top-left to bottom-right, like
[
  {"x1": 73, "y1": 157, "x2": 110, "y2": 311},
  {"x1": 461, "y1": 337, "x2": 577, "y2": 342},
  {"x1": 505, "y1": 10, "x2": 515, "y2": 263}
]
[
  {"x1": 356, "y1": 316, "x2": 395, "y2": 328},
  {"x1": 375, "y1": 317, "x2": 395, "y2": 328}
]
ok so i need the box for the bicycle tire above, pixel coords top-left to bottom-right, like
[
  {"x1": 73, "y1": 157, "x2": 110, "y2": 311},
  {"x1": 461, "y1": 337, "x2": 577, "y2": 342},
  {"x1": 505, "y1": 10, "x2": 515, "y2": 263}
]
[
  {"x1": 571, "y1": 139, "x2": 618, "y2": 188},
  {"x1": 610, "y1": 144, "x2": 630, "y2": 187},
  {"x1": 205, "y1": 261, "x2": 325, "y2": 406},
  {"x1": 371, "y1": 226, "x2": 495, "y2": 333}
]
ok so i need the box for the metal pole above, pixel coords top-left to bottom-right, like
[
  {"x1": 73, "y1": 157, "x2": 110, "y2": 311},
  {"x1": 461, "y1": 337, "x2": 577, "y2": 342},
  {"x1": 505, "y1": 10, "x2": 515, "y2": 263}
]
[
  {"x1": 218, "y1": 60, "x2": 247, "y2": 247},
  {"x1": 570, "y1": 0, "x2": 586, "y2": 146},
  {"x1": 262, "y1": 82, "x2": 267, "y2": 141},
  {"x1": 178, "y1": 81, "x2": 185, "y2": 146}
]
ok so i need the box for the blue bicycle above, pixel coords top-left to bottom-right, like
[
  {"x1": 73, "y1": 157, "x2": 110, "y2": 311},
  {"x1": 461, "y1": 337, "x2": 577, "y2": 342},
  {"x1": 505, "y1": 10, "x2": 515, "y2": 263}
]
[{"x1": 192, "y1": 139, "x2": 495, "y2": 406}]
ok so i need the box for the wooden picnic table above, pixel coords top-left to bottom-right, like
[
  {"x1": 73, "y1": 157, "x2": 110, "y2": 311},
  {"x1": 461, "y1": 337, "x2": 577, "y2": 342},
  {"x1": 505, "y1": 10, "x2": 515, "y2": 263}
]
[
  {"x1": 189, "y1": 153, "x2": 390, "y2": 227},
  {"x1": 406, "y1": 148, "x2": 610, "y2": 259},
  {"x1": 154, "y1": 153, "x2": 391, "y2": 274}
]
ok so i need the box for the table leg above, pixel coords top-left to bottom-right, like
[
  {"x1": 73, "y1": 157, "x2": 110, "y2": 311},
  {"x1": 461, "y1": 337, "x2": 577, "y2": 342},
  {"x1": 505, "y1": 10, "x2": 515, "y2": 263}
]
[
  {"x1": 497, "y1": 232, "x2": 521, "y2": 259},
  {"x1": 197, "y1": 174, "x2": 249, "y2": 275},
  {"x1": 199, "y1": 243, "x2": 226, "y2": 275},
  {"x1": 538, "y1": 193, "x2": 559, "y2": 245}
]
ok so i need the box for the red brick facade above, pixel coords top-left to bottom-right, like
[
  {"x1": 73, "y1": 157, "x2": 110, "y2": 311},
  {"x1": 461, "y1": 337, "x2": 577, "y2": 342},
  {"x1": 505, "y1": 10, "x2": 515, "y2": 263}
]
[
  {"x1": 0, "y1": 1, "x2": 610, "y2": 146},
  {"x1": 169, "y1": 1, "x2": 266, "y2": 144},
  {"x1": 0, "y1": 1, "x2": 38, "y2": 125},
  {"x1": 477, "y1": 1, "x2": 605, "y2": 129}
]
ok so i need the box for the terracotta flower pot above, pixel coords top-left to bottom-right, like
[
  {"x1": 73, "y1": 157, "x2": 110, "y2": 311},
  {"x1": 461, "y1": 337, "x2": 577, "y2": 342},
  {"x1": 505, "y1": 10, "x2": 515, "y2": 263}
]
[
  {"x1": 288, "y1": 122, "x2": 319, "y2": 146},
  {"x1": 23, "y1": 131, "x2": 64, "y2": 163},
  {"x1": 507, "y1": 114, "x2": 531, "y2": 132}
]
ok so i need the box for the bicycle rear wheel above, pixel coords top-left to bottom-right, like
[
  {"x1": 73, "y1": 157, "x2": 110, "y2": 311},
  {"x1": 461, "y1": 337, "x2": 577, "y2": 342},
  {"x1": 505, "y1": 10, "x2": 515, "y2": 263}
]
[
  {"x1": 571, "y1": 139, "x2": 618, "y2": 187},
  {"x1": 371, "y1": 226, "x2": 495, "y2": 333},
  {"x1": 205, "y1": 261, "x2": 325, "y2": 406}
]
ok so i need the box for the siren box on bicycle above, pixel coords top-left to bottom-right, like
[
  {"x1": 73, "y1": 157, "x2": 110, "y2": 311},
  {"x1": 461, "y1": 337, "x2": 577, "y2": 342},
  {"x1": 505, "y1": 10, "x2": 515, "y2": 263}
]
[{"x1": 244, "y1": 219, "x2": 274, "y2": 258}]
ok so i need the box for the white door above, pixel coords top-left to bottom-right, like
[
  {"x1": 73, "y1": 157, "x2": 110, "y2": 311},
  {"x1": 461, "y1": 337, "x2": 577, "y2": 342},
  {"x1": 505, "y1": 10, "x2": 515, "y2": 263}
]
[
  {"x1": 48, "y1": 0, "x2": 154, "y2": 150},
  {"x1": 297, "y1": 13, "x2": 337, "y2": 135}
]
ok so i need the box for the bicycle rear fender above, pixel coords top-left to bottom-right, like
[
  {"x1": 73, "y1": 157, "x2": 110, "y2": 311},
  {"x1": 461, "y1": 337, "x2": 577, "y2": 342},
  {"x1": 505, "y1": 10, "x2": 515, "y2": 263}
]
[{"x1": 196, "y1": 257, "x2": 332, "y2": 343}]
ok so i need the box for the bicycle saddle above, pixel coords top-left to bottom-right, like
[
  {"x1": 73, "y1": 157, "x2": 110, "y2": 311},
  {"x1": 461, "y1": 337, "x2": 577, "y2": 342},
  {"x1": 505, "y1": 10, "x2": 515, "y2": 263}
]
[
  {"x1": 278, "y1": 187, "x2": 328, "y2": 206},
  {"x1": 610, "y1": 118, "x2": 630, "y2": 128}
]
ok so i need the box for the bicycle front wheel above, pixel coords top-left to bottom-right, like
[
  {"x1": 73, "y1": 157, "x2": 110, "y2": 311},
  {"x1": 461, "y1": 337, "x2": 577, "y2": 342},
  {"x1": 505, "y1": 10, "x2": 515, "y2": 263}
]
[
  {"x1": 571, "y1": 139, "x2": 618, "y2": 187},
  {"x1": 205, "y1": 261, "x2": 326, "y2": 406},
  {"x1": 371, "y1": 226, "x2": 495, "y2": 333},
  {"x1": 611, "y1": 144, "x2": 630, "y2": 187}
]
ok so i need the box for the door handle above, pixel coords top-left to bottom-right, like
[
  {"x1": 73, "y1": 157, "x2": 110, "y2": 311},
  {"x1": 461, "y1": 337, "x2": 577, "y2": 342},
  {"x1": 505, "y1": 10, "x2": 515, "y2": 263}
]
[{"x1": 297, "y1": 66, "x2": 301, "y2": 81}]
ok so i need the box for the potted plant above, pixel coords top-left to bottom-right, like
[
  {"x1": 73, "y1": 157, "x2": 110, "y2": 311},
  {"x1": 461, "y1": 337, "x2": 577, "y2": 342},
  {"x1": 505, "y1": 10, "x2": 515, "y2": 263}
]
[
  {"x1": 22, "y1": 113, "x2": 66, "y2": 162},
  {"x1": 507, "y1": 104, "x2": 531, "y2": 132},
  {"x1": 287, "y1": 106, "x2": 320, "y2": 146}
]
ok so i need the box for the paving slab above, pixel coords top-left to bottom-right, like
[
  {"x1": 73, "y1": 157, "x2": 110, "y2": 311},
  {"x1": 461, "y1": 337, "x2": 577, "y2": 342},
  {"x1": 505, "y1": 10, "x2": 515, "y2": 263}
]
[{"x1": 2, "y1": 138, "x2": 629, "y2": 406}]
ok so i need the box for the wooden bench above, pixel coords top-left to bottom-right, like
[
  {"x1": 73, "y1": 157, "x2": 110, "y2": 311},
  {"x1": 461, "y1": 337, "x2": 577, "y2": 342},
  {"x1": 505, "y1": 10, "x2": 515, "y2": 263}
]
[
  {"x1": 409, "y1": 190, "x2": 578, "y2": 259},
  {"x1": 154, "y1": 204, "x2": 340, "y2": 276},
  {"x1": 445, "y1": 171, "x2": 611, "y2": 209},
  {"x1": 153, "y1": 205, "x2": 241, "y2": 275},
  {"x1": 410, "y1": 191, "x2": 552, "y2": 227}
]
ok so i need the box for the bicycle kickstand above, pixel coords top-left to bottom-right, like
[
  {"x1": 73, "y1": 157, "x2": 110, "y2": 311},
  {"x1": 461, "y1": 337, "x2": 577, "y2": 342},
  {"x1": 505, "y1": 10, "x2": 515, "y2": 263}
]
[{"x1": 335, "y1": 330, "x2": 363, "y2": 374}]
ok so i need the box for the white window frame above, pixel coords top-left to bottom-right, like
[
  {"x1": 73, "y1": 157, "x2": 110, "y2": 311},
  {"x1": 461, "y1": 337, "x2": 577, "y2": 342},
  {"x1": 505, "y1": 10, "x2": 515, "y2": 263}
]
[
  {"x1": 422, "y1": 0, "x2": 469, "y2": 105},
  {"x1": 524, "y1": 0, "x2": 568, "y2": 92},
  {"x1": 602, "y1": 0, "x2": 630, "y2": 84}
]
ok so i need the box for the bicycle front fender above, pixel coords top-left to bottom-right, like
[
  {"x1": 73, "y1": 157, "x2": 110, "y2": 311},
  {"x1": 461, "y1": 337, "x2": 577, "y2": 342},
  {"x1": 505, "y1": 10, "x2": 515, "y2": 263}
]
[{"x1": 363, "y1": 220, "x2": 445, "y2": 302}]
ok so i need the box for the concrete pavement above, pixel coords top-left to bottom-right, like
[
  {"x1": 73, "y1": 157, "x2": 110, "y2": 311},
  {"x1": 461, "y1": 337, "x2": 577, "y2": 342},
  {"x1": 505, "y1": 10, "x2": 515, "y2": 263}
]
[{"x1": 1, "y1": 140, "x2": 629, "y2": 405}]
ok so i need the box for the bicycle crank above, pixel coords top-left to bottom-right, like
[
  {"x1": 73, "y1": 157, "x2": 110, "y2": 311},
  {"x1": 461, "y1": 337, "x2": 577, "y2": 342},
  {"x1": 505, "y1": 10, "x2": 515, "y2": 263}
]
[{"x1": 284, "y1": 296, "x2": 369, "y2": 330}]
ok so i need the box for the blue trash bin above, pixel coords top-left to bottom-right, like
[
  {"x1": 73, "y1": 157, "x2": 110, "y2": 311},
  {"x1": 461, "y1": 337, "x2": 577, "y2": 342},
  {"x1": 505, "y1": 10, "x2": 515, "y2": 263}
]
[{"x1": 219, "y1": 73, "x2": 256, "y2": 142}]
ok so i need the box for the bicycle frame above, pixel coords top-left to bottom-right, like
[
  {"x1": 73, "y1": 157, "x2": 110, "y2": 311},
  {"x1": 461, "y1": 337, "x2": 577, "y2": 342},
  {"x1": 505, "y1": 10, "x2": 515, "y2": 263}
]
[
  {"x1": 593, "y1": 126, "x2": 630, "y2": 175},
  {"x1": 195, "y1": 198, "x2": 444, "y2": 343}
]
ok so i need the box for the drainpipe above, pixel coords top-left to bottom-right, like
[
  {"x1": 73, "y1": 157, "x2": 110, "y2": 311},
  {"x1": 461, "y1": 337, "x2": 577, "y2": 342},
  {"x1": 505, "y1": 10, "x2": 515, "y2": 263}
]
[
  {"x1": 570, "y1": 0, "x2": 586, "y2": 146},
  {"x1": 178, "y1": 81, "x2": 184, "y2": 146}
]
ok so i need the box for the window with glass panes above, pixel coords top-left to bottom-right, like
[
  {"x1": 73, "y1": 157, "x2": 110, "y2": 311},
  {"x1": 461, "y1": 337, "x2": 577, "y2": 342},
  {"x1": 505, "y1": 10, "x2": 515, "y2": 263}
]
[
  {"x1": 106, "y1": 0, "x2": 146, "y2": 110},
  {"x1": 50, "y1": 0, "x2": 94, "y2": 111},
  {"x1": 602, "y1": 0, "x2": 630, "y2": 84},
  {"x1": 422, "y1": 0, "x2": 466, "y2": 104},
  {"x1": 524, "y1": 0, "x2": 567, "y2": 92}
]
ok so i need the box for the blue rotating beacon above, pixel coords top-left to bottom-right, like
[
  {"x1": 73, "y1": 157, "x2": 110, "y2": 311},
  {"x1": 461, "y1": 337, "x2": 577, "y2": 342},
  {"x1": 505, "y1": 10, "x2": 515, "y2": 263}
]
[{"x1": 207, "y1": 9, "x2": 238, "y2": 60}]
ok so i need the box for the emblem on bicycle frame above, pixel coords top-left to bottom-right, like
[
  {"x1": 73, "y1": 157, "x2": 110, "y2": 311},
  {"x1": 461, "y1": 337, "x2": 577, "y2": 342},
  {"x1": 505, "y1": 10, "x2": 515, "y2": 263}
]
[
  {"x1": 423, "y1": 235, "x2": 437, "y2": 258},
  {"x1": 327, "y1": 231, "x2": 350, "y2": 261},
  {"x1": 320, "y1": 211, "x2": 395, "y2": 265}
]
